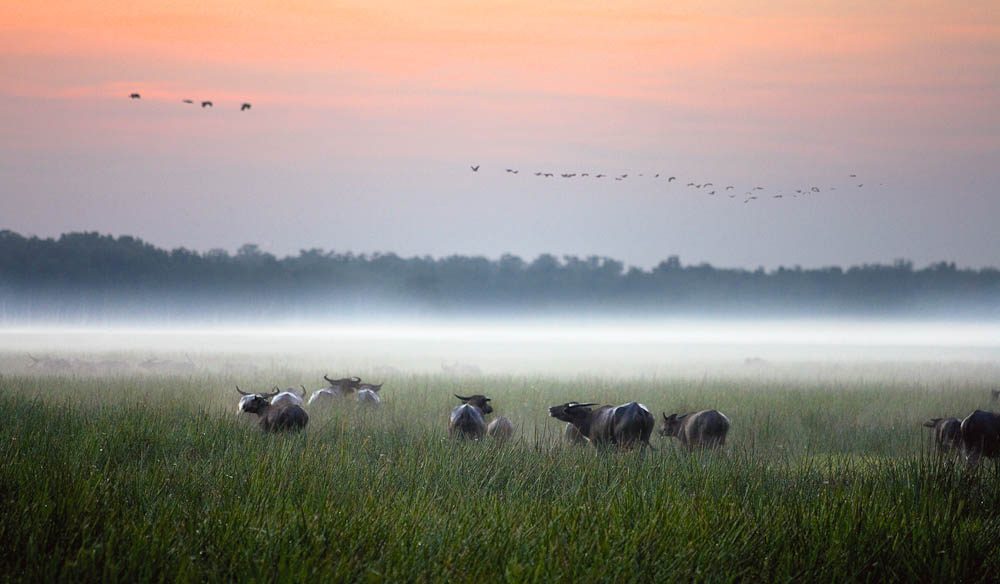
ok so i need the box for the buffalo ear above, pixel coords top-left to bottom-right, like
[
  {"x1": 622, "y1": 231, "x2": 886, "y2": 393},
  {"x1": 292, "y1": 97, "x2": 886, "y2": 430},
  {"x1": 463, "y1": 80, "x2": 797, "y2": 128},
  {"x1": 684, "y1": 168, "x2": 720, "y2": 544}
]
[{"x1": 923, "y1": 418, "x2": 939, "y2": 428}]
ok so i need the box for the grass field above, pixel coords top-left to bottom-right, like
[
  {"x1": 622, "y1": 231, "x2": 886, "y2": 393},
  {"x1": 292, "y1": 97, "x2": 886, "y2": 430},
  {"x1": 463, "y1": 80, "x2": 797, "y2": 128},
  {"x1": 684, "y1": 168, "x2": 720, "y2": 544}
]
[{"x1": 3, "y1": 349, "x2": 1000, "y2": 582}]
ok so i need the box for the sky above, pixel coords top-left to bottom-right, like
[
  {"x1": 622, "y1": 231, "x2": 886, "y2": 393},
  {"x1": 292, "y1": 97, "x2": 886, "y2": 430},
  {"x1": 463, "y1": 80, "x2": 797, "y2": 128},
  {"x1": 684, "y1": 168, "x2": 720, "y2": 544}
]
[{"x1": 1, "y1": 0, "x2": 998, "y2": 269}]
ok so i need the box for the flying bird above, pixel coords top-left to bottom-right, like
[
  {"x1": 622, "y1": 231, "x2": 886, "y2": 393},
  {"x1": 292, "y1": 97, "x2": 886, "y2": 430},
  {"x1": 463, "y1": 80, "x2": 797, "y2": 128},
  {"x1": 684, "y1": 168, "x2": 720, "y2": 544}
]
[
  {"x1": 543, "y1": 173, "x2": 554, "y2": 177},
  {"x1": 471, "y1": 165, "x2": 480, "y2": 172},
  {"x1": 201, "y1": 101, "x2": 213, "y2": 108},
  {"x1": 241, "y1": 103, "x2": 252, "y2": 111},
  {"x1": 850, "y1": 174, "x2": 857, "y2": 178},
  {"x1": 725, "y1": 186, "x2": 734, "y2": 190},
  {"x1": 811, "y1": 187, "x2": 820, "y2": 193},
  {"x1": 182, "y1": 99, "x2": 193, "y2": 104},
  {"x1": 595, "y1": 174, "x2": 605, "y2": 178},
  {"x1": 505, "y1": 168, "x2": 518, "y2": 174},
  {"x1": 129, "y1": 93, "x2": 141, "y2": 99},
  {"x1": 668, "y1": 177, "x2": 676, "y2": 182}
]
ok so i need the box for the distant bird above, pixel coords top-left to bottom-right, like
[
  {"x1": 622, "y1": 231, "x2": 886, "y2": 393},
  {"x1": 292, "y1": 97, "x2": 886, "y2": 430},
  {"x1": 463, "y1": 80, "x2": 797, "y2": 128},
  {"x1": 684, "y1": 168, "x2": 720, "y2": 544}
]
[
  {"x1": 725, "y1": 186, "x2": 734, "y2": 190},
  {"x1": 619, "y1": 174, "x2": 628, "y2": 179},
  {"x1": 534, "y1": 172, "x2": 542, "y2": 176},
  {"x1": 241, "y1": 103, "x2": 252, "y2": 111},
  {"x1": 753, "y1": 186, "x2": 764, "y2": 190},
  {"x1": 728, "y1": 193, "x2": 736, "y2": 198},
  {"x1": 686, "y1": 182, "x2": 695, "y2": 187},
  {"x1": 595, "y1": 174, "x2": 605, "y2": 178},
  {"x1": 615, "y1": 177, "x2": 623, "y2": 181},
  {"x1": 796, "y1": 189, "x2": 803, "y2": 194},
  {"x1": 654, "y1": 174, "x2": 660, "y2": 178},
  {"x1": 708, "y1": 190, "x2": 716, "y2": 195},
  {"x1": 581, "y1": 173, "x2": 590, "y2": 177},
  {"x1": 129, "y1": 93, "x2": 141, "y2": 99},
  {"x1": 543, "y1": 173, "x2": 554, "y2": 177},
  {"x1": 471, "y1": 165, "x2": 480, "y2": 172},
  {"x1": 811, "y1": 187, "x2": 820, "y2": 193},
  {"x1": 703, "y1": 182, "x2": 713, "y2": 187},
  {"x1": 201, "y1": 101, "x2": 213, "y2": 108},
  {"x1": 857, "y1": 183, "x2": 863, "y2": 187},
  {"x1": 850, "y1": 174, "x2": 857, "y2": 178},
  {"x1": 668, "y1": 177, "x2": 676, "y2": 182},
  {"x1": 182, "y1": 99, "x2": 194, "y2": 104},
  {"x1": 505, "y1": 168, "x2": 518, "y2": 174},
  {"x1": 773, "y1": 194, "x2": 783, "y2": 199},
  {"x1": 695, "y1": 184, "x2": 702, "y2": 188}
]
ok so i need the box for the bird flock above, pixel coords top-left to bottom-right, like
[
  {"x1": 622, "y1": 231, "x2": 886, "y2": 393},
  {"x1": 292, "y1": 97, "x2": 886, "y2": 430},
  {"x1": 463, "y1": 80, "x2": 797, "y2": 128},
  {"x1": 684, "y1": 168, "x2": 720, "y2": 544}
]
[
  {"x1": 129, "y1": 92, "x2": 251, "y2": 112},
  {"x1": 471, "y1": 164, "x2": 877, "y2": 204}
]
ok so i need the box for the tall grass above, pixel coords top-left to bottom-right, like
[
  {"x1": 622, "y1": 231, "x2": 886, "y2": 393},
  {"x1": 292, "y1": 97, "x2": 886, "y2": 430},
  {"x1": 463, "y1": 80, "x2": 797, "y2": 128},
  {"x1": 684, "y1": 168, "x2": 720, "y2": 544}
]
[{"x1": 2, "y1": 368, "x2": 999, "y2": 582}]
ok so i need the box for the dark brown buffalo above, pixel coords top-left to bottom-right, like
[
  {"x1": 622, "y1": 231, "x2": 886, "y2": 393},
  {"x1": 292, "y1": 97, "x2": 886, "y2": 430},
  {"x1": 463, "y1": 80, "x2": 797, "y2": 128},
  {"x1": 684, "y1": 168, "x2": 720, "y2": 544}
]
[
  {"x1": 237, "y1": 386, "x2": 309, "y2": 432},
  {"x1": 659, "y1": 410, "x2": 731, "y2": 450},
  {"x1": 923, "y1": 417, "x2": 961, "y2": 453},
  {"x1": 548, "y1": 401, "x2": 654, "y2": 449},
  {"x1": 960, "y1": 410, "x2": 1000, "y2": 464},
  {"x1": 449, "y1": 394, "x2": 494, "y2": 440}
]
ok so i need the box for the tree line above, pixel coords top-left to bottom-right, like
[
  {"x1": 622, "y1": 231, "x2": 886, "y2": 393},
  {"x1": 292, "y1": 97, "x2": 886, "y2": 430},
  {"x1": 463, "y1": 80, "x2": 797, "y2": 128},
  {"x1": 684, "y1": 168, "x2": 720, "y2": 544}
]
[{"x1": 1, "y1": 229, "x2": 998, "y2": 320}]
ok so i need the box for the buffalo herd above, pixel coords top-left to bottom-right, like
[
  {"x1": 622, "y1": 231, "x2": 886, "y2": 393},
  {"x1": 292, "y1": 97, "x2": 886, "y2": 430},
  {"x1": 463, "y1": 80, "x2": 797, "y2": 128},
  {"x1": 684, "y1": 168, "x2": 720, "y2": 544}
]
[{"x1": 234, "y1": 376, "x2": 1000, "y2": 464}]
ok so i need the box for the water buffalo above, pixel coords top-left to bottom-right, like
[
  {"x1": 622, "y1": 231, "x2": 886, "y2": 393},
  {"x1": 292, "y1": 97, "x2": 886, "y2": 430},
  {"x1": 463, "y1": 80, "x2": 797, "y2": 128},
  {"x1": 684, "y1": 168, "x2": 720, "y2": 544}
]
[
  {"x1": 356, "y1": 383, "x2": 383, "y2": 407},
  {"x1": 548, "y1": 401, "x2": 654, "y2": 449},
  {"x1": 923, "y1": 417, "x2": 961, "y2": 453},
  {"x1": 960, "y1": 410, "x2": 1000, "y2": 464},
  {"x1": 659, "y1": 410, "x2": 731, "y2": 450},
  {"x1": 308, "y1": 375, "x2": 362, "y2": 406},
  {"x1": 449, "y1": 394, "x2": 493, "y2": 440},
  {"x1": 487, "y1": 416, "x2": 514, "y2": 442},
  {"x1": 236, "y1": 386, "x2": 309, "y2": 432},
  {"x1": 271, "y1": 386, "x2": 307, "y2": 408}
]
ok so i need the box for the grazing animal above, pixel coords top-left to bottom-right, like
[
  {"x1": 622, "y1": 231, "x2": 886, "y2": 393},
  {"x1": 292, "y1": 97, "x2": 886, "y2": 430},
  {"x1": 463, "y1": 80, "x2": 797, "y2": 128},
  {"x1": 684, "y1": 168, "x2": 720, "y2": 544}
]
[
  {"x1": 307, "y1": 375, "x2": 362, "y2": 405},
  {"x1": 563, "y1": 422, "x2": 588, "y2": 445},
  {"x1": 356, "y1": 382, "x2": 384, "y2": 406},
  {"x1": 271, "y1": 386, "x2": 307, "y2": 408},
  {"x1": 240, "y1": 103, "x2": 251, "y2": 111},
  {"x1": 548, "y1": 401, "x2": 654, "y2": 449},
  {"x1": 659, "y1": 410, "x2": 731, "y2": 450},
  {"x1": 991, "y1": 389, "x2": 1000, "y2": 402},
  {"x1": 237, "y1": 386, "x2": 309, "y2": 432},
  {"x1": 449, "y1": 394, "x2": 493, "y2": 440},
  {"x1": 923, "y1": 417, "x2": 962, "y2": 453},
  {"x1": 487, "y1": 416, "x2": 514, "y2": 441},
  {"x1": 129, "y1": 93, "x2": 141, "y2": 99},
  {"x1": 960, "y1": 410, "x2": 1000, "y2": 464}
]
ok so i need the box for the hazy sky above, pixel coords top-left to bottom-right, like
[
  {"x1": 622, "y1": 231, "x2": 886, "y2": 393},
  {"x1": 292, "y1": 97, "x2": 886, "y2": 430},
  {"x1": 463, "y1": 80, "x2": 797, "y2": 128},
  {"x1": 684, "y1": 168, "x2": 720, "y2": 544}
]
[{"x1": 2, "y1": 0, "x2": 998, "y2": 269}]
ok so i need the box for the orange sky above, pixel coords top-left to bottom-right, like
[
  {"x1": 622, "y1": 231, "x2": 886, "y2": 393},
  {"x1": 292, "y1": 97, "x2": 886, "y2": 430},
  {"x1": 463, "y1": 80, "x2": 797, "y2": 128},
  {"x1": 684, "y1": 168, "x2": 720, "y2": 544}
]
[{"x1": 1, "y1": 0, "x2": 998, "y2": 267}]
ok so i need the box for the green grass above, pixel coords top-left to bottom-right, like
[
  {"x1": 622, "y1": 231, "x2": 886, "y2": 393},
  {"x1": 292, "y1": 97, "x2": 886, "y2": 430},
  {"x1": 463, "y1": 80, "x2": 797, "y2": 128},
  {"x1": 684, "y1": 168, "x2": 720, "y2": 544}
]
[{"x1": 2, "y1": 367, "x2": 1000, "y2": 582}]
